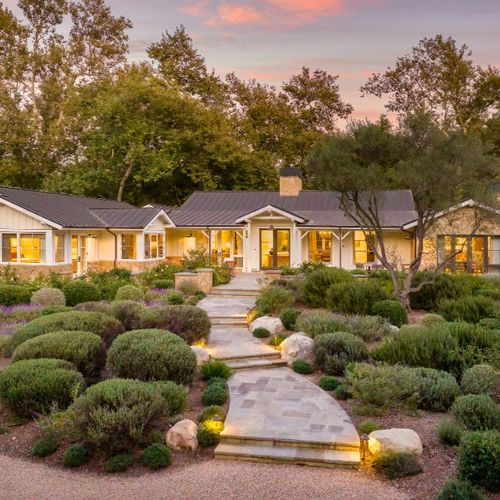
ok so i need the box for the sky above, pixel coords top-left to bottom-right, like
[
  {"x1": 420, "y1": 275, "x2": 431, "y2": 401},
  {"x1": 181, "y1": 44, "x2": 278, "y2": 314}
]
[{"x1": 5, "y1": 0, "x2": 500, "y2": 123}]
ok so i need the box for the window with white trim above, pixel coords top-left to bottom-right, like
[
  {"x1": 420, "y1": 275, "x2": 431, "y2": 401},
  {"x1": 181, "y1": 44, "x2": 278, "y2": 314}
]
[
  {"x1": 54, "y1": 233, "x2": 65, "y2": 263},
  {"x1": 145, "y1": 233, "x2": 164, "y2": 259},
  {"x1": 121, "y1": 234, "x2": 137, "y2": 260}
]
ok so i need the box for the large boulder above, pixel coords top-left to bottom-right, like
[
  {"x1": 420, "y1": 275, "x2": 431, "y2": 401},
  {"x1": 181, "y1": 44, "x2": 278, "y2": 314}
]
[
  {"x1": 191, "y1": 345, "x2": 210, "y2": 366},
  {"x1": 280, "y1": 332, "x2": 314, "y2": 366},
  {"x1": 368, "y1": 428, "x2": 423, "y2": 456},
  {"x1": 250, "y1": 316, "x2": 284, "y2": 335},
  {"x1": 166, "y1": 419, "x2": 198, "y2": 451}
]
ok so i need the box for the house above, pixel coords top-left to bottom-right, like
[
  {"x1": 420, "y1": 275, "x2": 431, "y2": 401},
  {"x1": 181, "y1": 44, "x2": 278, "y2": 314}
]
[{"x1": 0, "y1": 168, "x2": 498, "y2": 276}]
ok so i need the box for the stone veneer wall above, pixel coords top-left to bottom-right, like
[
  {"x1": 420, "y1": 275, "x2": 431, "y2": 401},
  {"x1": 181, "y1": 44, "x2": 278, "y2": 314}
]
[
  {"x1": 175, "y1": 269, "x2": 213, "y2": 294},
  {"x1": 87, "y1": 260, "x2": 163, "y2": 274},
  {"x1": 0, "y1": 263, "x2": 73, "y2": 278}
]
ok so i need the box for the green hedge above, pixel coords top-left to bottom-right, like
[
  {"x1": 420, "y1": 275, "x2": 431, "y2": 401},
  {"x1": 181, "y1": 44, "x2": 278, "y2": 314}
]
[
  {"x1": 108, "y1": 300, "x2": 145, "y2": 331},
  {"x1": 304, "y1": 267, "x2": 354, "y2": 307},
  {"x1": 138, "y1": 305, "x2": 210, "y2": 344},
  {"x1": 255, "y1": 286, "x2": 295, "y2": 315},
  {"x1": 451, "y1": 394, "x2": 500, "y2": 431},
  {"x1": 279, "y1": 308, "x2": 301, "y2": 330},
  {"x1": 87, "y1": 268, "x2": 133, "y2": 300},
  {"x1": 115, "y1": 285, "x2": 145, "y2": 302},
  {"x1": 461, "y1": 364, "x2": 499, "y2": 400},
  {"x1": 62, "y1": 280, "x2": 100, "y2": 306},
  {"x1": 326, "y1": 280, "x2": 389, "y2": 315},
  {"x1": 412, "y1": 367, "x2": 460, "y2": 412},
  {"x1": 72, "y1": 378, "x2": 170, "y2": 452},
  {"x1": 0, "y1": 285, "x2": 31, "y2": 306},
  {"x1": 0, "y1": 359, "x2": 85, "y2": 417},
  {"x1": 107, "y1": 329, "x2": 196, "y2": 385},
  {"x1": 7, "y1": 311, "x2": 124, "y2": 355},
  {"x1": 438, "y1": 295, "x2": 499, "y2": 324},
  {"x1": 30, "y1": 287, "x2": 66, "y2": 307},
  {"x1": 12, "y1": 330, "x2": 106, "y2": 380},
  {"x1": 371, "y1": 300, "x2": 408, "y2": 327}
]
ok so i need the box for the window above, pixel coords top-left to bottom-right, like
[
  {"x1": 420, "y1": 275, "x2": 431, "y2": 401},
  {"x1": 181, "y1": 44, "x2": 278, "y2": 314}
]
[
  {"x1": 1, "y1": 234, "x2": 17, "y2": 263},
  {"x1": 308, "y1": 231, "x2": 332, "y2": 263},
  {"x1": 19, "y1": 233, "x2": 46, "y2": 263},
  {"x1": 145, "y1": 234, "x2": 164, "y2": 259},
  {"x1": 121, "y1": 234, "x2": 137, "y2": 260},
  {"x1": 353, "y1": 231, "x2": 375, "y2": 265},
  {"x1": 54, "y1": 233, "x2": 65, "y2": 263},
  {"x1": 489, "y1": 236, "x2": 500, "y2": 268},
  {"x1": 437, "y1": 235, "x2": 491, "y2": 273}
]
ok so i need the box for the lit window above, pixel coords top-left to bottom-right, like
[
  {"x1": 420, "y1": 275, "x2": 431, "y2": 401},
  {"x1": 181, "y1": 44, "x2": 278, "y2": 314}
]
[
  {"x1": 1, "y1": 234, "x2": 17, "y2": 263},
  {"x1": 354, "y1": 231, "x2": 375, "y2": 264},
  {"x1": 19, "y1": 234, "x2": 45, "y2": 263},
  {"x1": 121, "y1": 234, "x2": 137, "y2": 260},
  {"x1": 54, "y1": 233, "x2": 65, "y2": 263},
  {"x1": 158, "y1": 234, "x2": 164, "y2": 258},
  {"x1": 145, "y1": 234, "x2": 163, "y2": 259},
  {"x1": 308, "y1": 231, "x2": 332, "y2": 263}
]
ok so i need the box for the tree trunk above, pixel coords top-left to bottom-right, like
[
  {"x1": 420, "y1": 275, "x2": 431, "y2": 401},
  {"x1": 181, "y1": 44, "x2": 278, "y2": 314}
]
[{"x1": 117, "y1": 160, "x2": 134, "y2": 201}]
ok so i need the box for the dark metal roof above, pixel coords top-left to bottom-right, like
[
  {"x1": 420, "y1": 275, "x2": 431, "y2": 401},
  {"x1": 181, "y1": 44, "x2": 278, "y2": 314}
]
[
  {"x1": 169, "y1": 190, "x2": 417, "y2": 228},
  {"x1": 0, "y1": 186, "x2": 162, "y2": 229}
]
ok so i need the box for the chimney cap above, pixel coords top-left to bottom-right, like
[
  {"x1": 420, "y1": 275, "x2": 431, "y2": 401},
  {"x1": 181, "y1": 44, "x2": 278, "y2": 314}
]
[{"x1": 279, "y1": 167, "x2": 303, "y2": 178}]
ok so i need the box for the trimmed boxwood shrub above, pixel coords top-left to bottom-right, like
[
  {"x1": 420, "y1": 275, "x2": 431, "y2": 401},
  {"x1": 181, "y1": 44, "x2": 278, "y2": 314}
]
[
  {"x1": 280, "y1": 308, "x2": 301, "y2": 330},
  {"x1": 115, "y1": 285, "x2": 145, "y2": 302},
  {"x1": 335, "y1": 385, "x2": 350, "y2": 400},
  {"x1": 255, "y1": 286, "x2": 295, "y2": 315},
  {"x1": 108, "y1": 300, "x2": 145, "y2": 331},
  {"x1": 106, "y1": 454, "x2": 134, "y2": 473},
  {"x1": 200, "y1": 360, "x2": 232, "y2": 381},
  {"x1": 40, "y1": 305, "x2": 72, "y2": 316},
  {"x1": 358, "y1": 420, "x2": 378, "y2": 434},
  {"x1": 451, "y1": 394, "x2": 499, "y2": 431},
  {"x1": 371, "y1": 300, "x2": 407, "y2": 327},
  {"x1": 107, "y1": 329, "x2": 196, "y2": 385},
  {"x1": 253, "y1": 327, "x2": 271, "y2": 338},
  {"x1": 437, "y1": 479, "x2": 485, "y2": 500},
  {"x1": 30, "y1": 287, "x2": 66, "y2": 307},
  {"x1": 165, "y1": 291, "x2": 184, "y2": 305},
  {"x1": 438, "y1": 295, "x2": 499, "y2": 324},
  {"x1": 459, "y1": 430, "x2": 500, "y2": 492},
  {"x1": 292, "y1": 359, "x2": 314, "y2": 374},
  {"x1": 326, "y1": 280, "x2": 389, "y2": 315},
  {"x1": 304, "y1": 267, "x2": 355, "y2": 307},
  {"x1": 197, "y1": 420, "x2": 224, "y2": 447},
  {"x1": 73, "y1": 301, "x2": 111, "y2": 314},
  {"x1": 319, "y1": 376, "x2": 339, "y2": 391},
  {"x1": 314, "y1": 331, "x2": 368, "y2": 375},
  {"x1": 0, "y1": 359, "x2": 85, "y2": 417},
  {"x1": 7, "y1": 311, "x2": 124, "y2": 354},
  {"x1": 62, "y1": 444, "x2": 91, "y2": 467},
  {"x1": 87, "y1": 268, "x2": 133, "y2": 301},
  {"x1": 12, "y1": 330, "x2": 106, "y2": 380},
  {"x1": 372, "y1": 451, "x2": 422, "y2": 479},
  {"x1": 0, "y1": 285, "x2": 31, "y2": 306},
  {"x1": 420, "y1": 313, "x2": 446, "y2": 328},
  {"x1": 63, "y1": 280, "x2": 100, "y2": 306},
  {"x1": 72, "y1": 378, "x2": 169, "y2": 452},
  {"x1": 202, "y1": 384, "x2": 227, "y2": 406},
  {"x1": 150, "y1": 381, "x2": 187, "y2": 415},
  {"x1": 412, "y1": 367, "x2": 460, "y2": 412},
  {"x1": 32, "y1": 435, "x2": 58, "y2": 457},
  {"x1": 138, "y1": 305, "x2": 210, "y2": 344},
  {"x1": 150, "y1": 279, "x2": 173, "y2": 289},
  {"x1": 461, "y1": 364, "x2": 499, "y2": 400},
  {"x1": 140, "y1": 443, "x2": 172, "y2": 470},
  {"x1": 437, "y1": 419, "x2": 463, "y2": 446},
  {"x1": 198, "y1": 405, "x2": 226, "y2": 423}
]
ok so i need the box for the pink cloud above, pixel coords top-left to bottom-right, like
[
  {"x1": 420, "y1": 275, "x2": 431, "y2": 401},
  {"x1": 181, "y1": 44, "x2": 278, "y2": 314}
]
[
  {"x1": 179, "y1": 0, "x2": 210, "y2": 16},
  {"x1": 206, "y1": 4, "x2": 264, "y2": 26}
]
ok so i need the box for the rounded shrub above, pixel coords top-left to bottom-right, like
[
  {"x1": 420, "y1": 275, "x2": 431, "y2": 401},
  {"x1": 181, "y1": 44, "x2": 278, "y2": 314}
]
[
  {"x1": 108, "y1": 300, "x2": 145, "y2": 331},
  {"x1": 72, "y1": 378, "x2": 169, "y2": 452},
  {"x1": 115, "y1": 285, "x2": 145, "y2": 302},
  {"x1": 371, "y1": 300, "x2": 407, "y2": 327},
  {"x1": 198, "y1": 405, "x2": 226, "y2": 423},
  {"x1": 358, "y1": 420, "x2": 379, "y2": 434},
  {"x1": 459, "y1": 430, "x2": 500, "y2": 492},
  {"x1": 279, "y1": 308, "x2": 301, "y2": 330},
  {"x1": 197, "y1": 420, "x2": 224, "y2": 448},
  {"x1": 107, "y1": 329, "x2": 196, "y2": 385},
  {"x1": 319, "y1": 376, "x2": 339, "y2": 391},
  {"x1": 106, "y1": 454, "x2": 134, "y2": 473},
  {"x1": 178, "y1": 281, "x2": 201, "y2": 296},
  {"x1": 138, "y1": 305, "x2": 210, "y2": 344},
  {"x1": 292, "y1": 359, "x2": 314, "y2": 374},
  {"x1": 437, "y1": 479, "x2": 485, "y2": 500},
  {"x1": 150, "y1": 279, "x2": 173, "y2": 290},
  {"x1": 438, "y1": 295, "x2": 499, "y2": 324},
  {"x1": 12, "y1": 330, "x2": 106, "y2": 380},
  {"x1": 202, "y1": 384, "x2": 227, "y2": 406},
  {"x1": 8, "y1": 311, "x2": 124, "y2": 354},
  {"x1": 62, "y1": 444, "x2": 91, "y2": 468},
  {"x1": 0, "y1": 285, "x2": 31, "y2": 306},
  {"x1": 0, "y1": 359, "x2": 84, "y2": 417},
  {"x1": 252, "y1": 327, "x2": 271, "y2": 338},
  {"x1": 40, "y1": 305, "x2": 72, "y2": 316},
  {"x1": 372, "y1": 451, "x2": 422, "y2": 479},
  {"x1": 335, "y1": 385, "x2": 350, "y2": 400},
  {"x1": 461, "y1": 364, "x2": 499, "y2": 400},
  {"x1": 150, "y1": 381, "x2": 187, "y2": 415},
  {"x1": 420, "y1": 313, "x2": 446, "y2": 328},
  {"x1": 73, "y1": 301, "x2": 111, "y2": 314},
  {"x1": 140, "y1": 443, "x2": 172, "y2": 470},
  {"x1": 412, "y1": 368, "x2": 460, "y2": 412},
  {"x1": 304, "y1": 267, "x2": 354, "y2": 307},
  {"x1": 479, "y1": 317, "x2": 500, "y2": 330},
  {"x1": 255, "y1": 286, "x2": 295, "y2": 315},
  {"x1": 269, "y1": 334, "x2": 286, "y2": 348},
  {"x1": 62, "y1": 280, "x2": 100, "y2": 306},
  {"x1": 30, "y1": 287, "x2": 66, "y2": 307},
  {"x1": 437, "y1": 419, "x2": 463, "y2": 446},
  {"x1": 314, "y1": 331, "x2": 368, "y2": 375},
  {"x1": 165, "y1": 291, "x2": 184, "y2": 305},
  {"x1": 32, "y1": 435, "x2": 58, "y2": 457},
  {"x1": 200, "y1": 360, "x2": 232, "y2": 381},
  {"x1": 451, "y1": 395, "x2": 499, "y2": 431},
  {"x1": 326, "y1": 280, "x2": 389, "y2": 315}
]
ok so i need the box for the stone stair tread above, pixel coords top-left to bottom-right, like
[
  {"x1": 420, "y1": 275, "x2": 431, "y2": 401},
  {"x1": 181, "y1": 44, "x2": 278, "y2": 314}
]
[
  {"x1": 226, "y1": 358, "x2": 287, "y2": 370},
  {"x1": 217, "y1": 352, "x2": 281, "y2": 362},
  {"x1": 214, "y1": 442, "x2": 360, "y2": 467}
]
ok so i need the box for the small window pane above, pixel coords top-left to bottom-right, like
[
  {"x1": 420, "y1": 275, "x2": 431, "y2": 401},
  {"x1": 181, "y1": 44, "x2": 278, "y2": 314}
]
[
  {"x1": 122, "y1": 234, "x2": 136, "y2": 260},
  {"x1": 158, "y1": 234, "x2": 164, "y2": 258},
  {"x1": 2, "y1": 234, "x2": 17, "y2": 263},
  {"x1": 354, "y1": 231, "x2": 375, "y2": 264},
  {"x1": 20, "y1": 234, "x2": 45, "y2": 263},
  {"x1": 55, "y1": 233, "x2": 65, "y2": 263},
  {"x1": 144, "y1": 234, "x2": 151, "y2": 259}
]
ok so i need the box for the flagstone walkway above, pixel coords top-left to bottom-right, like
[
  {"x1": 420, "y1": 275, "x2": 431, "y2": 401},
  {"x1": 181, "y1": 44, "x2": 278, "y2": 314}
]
[{"x1": 199, "y1": 273, "x2": 361, "y2": 467}]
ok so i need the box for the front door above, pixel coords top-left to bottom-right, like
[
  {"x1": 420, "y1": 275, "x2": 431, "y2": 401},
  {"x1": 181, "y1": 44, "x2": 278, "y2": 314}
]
[
  {"x1": 259, "y1": 229, "x2": 290, "y2": 269},
  {"x1": 71, "y1": 235, "x2": 88, "y2": 275}
]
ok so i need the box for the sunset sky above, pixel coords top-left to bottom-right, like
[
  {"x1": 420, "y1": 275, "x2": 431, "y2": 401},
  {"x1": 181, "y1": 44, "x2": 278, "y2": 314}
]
[{"x1": 6, "y1": 0, "x2": 500, "y2": 122}]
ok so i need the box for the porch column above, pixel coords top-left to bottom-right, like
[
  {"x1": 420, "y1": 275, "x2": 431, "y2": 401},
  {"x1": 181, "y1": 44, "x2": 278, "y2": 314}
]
[
  {"x1": 46, "y1": 230, "x2": 54, "y2": 265},
  {"x1": 291, "y1": 222, "x2": 301, "y2": 267},
  {"x1": 243, "y1": 222, "x2": 251, "y2": 272}
]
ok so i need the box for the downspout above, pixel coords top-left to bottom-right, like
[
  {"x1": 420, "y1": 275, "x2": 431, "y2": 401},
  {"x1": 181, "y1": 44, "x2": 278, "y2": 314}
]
[
  {"x1": 106, "y1": 228, "x2": 118, "y2": 269},
  {"x1": 339, "y1": 227, "x2": 342, "y2": 269}
]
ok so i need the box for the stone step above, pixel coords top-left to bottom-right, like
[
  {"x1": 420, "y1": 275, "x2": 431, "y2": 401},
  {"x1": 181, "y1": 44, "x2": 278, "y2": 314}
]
[
  {"x1": 210, "y1": 318, "x2": 248, "y2": 326},
  {"x1": 214, "y1": 442, "x2": 360, "y2": 468},
  {"x1": 225, "y1": 357, "x2": 288, "y2": 370},
  {"x1": 217, "y1": 351, "x2": 281, "y2": 363},
  {"x1": 210, "y1": 289, "x2": 260, "y2": 297}
]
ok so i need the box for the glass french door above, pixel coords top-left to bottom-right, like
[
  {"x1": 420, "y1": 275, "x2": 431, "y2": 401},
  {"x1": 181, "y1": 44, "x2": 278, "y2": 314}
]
[
  {"x1": 72, "y1": 235, "x2": 88, "y2": 275},
  {"x1": 260, "y1": 229, "x2": 290, "y2": 269}
]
